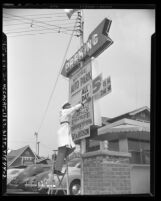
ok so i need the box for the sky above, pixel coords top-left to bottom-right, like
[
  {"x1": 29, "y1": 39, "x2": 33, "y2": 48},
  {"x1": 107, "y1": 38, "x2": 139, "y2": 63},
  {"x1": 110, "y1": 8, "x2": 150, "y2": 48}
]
[{"x1": 3, "y1": 8, "x2": 155, "y2": 157}]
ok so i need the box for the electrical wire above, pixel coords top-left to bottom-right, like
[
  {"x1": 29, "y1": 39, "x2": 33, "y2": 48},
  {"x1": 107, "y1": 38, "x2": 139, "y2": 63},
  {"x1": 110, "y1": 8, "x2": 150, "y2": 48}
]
[
  {"x1": 4, "y1": 20, "x2": 77, "y2": 37},
  {"x1": 4, "y1": 12, "x2": 75, "y2": 31},
  {"x1": 37, "y1": 17, "x2": 78, "y2": 134},
  {"x1": 3, "y1": 13, "x2": 78, "y2": 36},
  {"x1": 3, "y1": 14, "x2": 79, "y2": 37},
  {"x1": 6, "y1": 12, "x2": 77, "y2": 17},
  {"x1": 5, "y1": 25, "x2": 76, "y2": 34},
  {"x1": 3, "y1": 18, "x2": 76, "y2": 27},
  {"x1": 6, "y1": 30, "x2": 75, "y2": 37}
]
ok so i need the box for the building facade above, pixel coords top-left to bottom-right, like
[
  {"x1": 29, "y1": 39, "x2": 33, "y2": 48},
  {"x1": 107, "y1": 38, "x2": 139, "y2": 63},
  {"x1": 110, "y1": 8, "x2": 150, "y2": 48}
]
[{"x1": 86, "y1": 106, "x2": 150, "y2": 165}]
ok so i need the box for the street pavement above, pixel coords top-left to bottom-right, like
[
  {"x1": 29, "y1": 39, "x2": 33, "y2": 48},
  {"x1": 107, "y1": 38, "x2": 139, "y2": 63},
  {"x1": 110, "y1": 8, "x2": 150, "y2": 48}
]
[
  {"x1": 6, "y1": 189, "x2": 39, "y2": 194},
  {"x1": 6, "y1": 188, "x2": 65, "y2": 195}
]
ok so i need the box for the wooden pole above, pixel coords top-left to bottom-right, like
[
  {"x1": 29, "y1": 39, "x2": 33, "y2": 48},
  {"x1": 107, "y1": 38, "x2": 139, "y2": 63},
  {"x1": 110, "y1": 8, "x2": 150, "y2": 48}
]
[
  {"x1": 34, "y1": 132, "x2": 38, "y2": 163},
  {"x1": 79, "y1": 10, "x2": 86, "y2": 195},
  {"x1": 37, "y1": 141, "x2": 40, "y2": 156},
  {"x1": 66, "y1": 157, "x2": 70, "y2": 195}
]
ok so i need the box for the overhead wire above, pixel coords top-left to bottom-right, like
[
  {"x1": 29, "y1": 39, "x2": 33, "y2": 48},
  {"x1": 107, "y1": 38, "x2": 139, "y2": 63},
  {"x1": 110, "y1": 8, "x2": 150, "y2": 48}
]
[
  {"x1": 5, "y1": 25, "x2": 76, "y2": 34},
  {"x1": 6, "y1": 30, "x2": 76, "y2": 37},
  {"x1": 4, "y1": 21, "x2": 76, "y2": 37},
  {"x1": 3, "y1": 13, "x2": 77, "y2": 36},
  {"x1": 3, "y1": 18, "x2": 76, "y2": 26},
  {"x1": 3, "y1": 11, "x2": 77, "y2": 17},
  {"x1": 37, "y1": 15, "x2": 78, "y2": 134},
  {"x1": 4, "y1": 25, "x2": 75, "y2": 32},
  {"x1": 5, "y1": 12, "x2": 77, "y2": 17},
  {"x1": 3, "y1": 12, "x2": 77, "y2": 31}
]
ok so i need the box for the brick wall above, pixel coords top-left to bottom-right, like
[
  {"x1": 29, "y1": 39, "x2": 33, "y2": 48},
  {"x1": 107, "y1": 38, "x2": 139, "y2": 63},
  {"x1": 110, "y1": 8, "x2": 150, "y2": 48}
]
[{"x1": 82, "y1": 150, "x2": 131, "y2": 195}]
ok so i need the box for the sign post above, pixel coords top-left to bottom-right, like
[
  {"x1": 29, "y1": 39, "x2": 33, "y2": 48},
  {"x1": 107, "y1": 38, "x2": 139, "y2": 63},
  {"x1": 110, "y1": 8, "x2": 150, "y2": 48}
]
[{"x1": 62, "y1": 12, "x2": 113, "y2": 195}]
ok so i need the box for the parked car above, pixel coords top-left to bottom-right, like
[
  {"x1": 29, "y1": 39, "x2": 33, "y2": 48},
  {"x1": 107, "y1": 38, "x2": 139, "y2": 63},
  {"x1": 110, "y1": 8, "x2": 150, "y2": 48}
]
[
  {"x1": 7, "y1": 168, "x2": 25, "y2": 187},
  {"x1": 24, "y1": 158, "x2": 81, "y2": 195},
  {"x1": 13, "y1": 164, "x2": 48, "y2": 190}
]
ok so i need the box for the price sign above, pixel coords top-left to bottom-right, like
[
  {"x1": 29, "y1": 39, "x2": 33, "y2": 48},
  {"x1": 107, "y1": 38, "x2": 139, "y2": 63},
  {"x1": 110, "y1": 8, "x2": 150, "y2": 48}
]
[
  {"x1": 93, "y1": 76, "x2": 112, "y2": 100},
  {"x1": 69, "y1": 61, "x2": 93, "y2": 141}
]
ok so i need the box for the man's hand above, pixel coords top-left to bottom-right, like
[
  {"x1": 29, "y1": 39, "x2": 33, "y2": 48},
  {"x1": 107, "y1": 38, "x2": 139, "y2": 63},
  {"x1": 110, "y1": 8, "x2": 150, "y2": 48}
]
[{"x1": 82, "y1": 96, "x2": 92, "y2": 105}]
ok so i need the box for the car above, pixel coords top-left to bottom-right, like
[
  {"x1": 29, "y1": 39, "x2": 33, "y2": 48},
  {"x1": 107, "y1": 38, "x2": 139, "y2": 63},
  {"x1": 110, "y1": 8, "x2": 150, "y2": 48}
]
[
  {"x1": 12, "y1": 164, "x2": 48, "y2": 190},
  {"x1": 24, "y1": 158, "x2": 81, "y2": 195},
  {"x1": 7, "y1": 168, "x2": 26, "y2": 187}
]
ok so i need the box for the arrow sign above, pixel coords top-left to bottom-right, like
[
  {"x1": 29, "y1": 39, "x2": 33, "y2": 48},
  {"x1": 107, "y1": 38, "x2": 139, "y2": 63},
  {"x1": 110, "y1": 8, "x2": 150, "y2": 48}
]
[
  {"x1": 61, "y1": 18, "x2": 113, "y2": 77},
  {"x1": 87, "y1": 18, "x2": 113, "y2": 58}
]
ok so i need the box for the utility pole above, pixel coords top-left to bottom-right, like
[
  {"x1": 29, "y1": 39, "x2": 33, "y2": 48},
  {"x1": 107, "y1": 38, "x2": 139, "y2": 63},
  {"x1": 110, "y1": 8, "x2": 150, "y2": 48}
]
[
  {"x1": 37, "y1": 141, "x2": 40, "y2": 156},
  {"x1": 34, "y1": 132, "x2": 38, "y2": 162},
  {"x1": 78, "y1": 10, "x2": 86, "y2": 195}
]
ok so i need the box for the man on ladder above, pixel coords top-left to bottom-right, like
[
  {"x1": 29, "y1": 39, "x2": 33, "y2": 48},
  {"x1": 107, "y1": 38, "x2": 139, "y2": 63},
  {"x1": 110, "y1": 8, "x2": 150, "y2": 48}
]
[{"x1": 53, "y1": 97, "x2": 91, "y2": 194}]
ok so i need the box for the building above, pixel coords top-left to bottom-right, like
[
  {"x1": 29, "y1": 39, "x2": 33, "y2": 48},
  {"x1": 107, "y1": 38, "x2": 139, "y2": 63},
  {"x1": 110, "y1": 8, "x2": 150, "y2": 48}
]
[
  {"x1": 85, "y1": 106, "x2": 150, "y2": 194},
  {"x1": 7, "y1": 145, "x2": 37, "y2": 168},
  {"x1": 86, "y1": 106, "x2": 150, "y2": 165}
]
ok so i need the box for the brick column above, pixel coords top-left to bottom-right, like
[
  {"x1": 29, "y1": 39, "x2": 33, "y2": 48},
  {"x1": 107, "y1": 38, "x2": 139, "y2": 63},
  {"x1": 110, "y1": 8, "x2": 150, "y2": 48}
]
[{"x1": 82, "y1": 150, "x2": 131, "y2": 195}]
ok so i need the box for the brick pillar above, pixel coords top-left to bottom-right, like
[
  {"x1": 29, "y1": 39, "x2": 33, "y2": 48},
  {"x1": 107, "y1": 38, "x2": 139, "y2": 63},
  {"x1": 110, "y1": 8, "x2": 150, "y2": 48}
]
[{"x1": 82, "y1": 150, "x2": 131, "y2": 195}]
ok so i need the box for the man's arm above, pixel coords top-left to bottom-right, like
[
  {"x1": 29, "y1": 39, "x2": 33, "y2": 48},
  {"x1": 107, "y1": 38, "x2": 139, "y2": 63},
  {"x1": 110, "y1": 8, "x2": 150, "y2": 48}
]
[{"x1": 65, "y1": 103, "x2": 82, "y2": 116}]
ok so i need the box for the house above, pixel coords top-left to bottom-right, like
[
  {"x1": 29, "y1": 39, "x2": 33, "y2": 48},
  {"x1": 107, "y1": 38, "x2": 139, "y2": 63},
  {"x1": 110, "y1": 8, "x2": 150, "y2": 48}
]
[
  {"x1": 86, "y1": 106, "x2": 150, "y2": 164},
  {"x1": 7, "y1": 145, "x2": 37, "y2": 168}
]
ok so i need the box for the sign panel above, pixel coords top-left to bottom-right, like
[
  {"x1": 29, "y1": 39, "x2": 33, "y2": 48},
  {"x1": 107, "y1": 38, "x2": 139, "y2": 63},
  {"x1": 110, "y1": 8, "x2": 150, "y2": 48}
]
[
  {"x1": 92, "y1": 73, "x2": 102, "y2": 95},
  {"x1": 69, "y1": 61, "x2": 93, "y2": 141},
  {"x1": 93, "y1": 76, "x2": 112, "y2": 100},
  {"x1": 61, "y1": 18, "x2": 113, "y2": 77}
]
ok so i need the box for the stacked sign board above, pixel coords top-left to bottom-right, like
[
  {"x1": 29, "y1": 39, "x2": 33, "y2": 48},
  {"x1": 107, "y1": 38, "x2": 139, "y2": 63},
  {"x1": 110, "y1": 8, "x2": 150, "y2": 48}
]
[
  {"x1": 69, "y1": 62, "x2": 93, "y2": 141},
  {"x1": 61, "y1": 18, "x2": 113, "y2": 142}
]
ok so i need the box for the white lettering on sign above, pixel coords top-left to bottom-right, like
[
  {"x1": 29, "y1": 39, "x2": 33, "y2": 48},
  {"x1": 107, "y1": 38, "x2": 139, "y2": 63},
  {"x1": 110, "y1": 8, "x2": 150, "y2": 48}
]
[
  {"x1": 61, "y1": 18, "x2": 113, "y2": 78},
  {"x1": 92, "y1": 73, "x2": 102, "y2": 95},
  {"x1": 69, "y1": 61, "x2": 93, "y2": 141},
  {"x1": 81, "y1": 85, "x2": 90, "y2": 102},
  {"x1": 65, "y1": 34, "x2": 98, "y2": 73},
  {"x1": 70, "y1": 63, "x2": 92, "y2": 97},
  {"x1": 93, "y1": 76, "x2": 112, "y2": 100},
  {"x1": 72, "y1": 128, "x2": 90, "y2": 141}
]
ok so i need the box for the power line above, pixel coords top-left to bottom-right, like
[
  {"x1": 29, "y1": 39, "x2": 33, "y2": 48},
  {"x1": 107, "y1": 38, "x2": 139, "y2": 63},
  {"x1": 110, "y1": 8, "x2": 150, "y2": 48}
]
[
  {"x1": 3, "y1": 12, "x2": 78, "y2": 35},
  {"x1": 3, "y1": 12, "x2": 77, "y2": 23},
  {"x1": 6, "y1": 12, "x2": 77, "y2": 17},
  {"x1": 6, "y1": 30, "x2": 75, "y2": 37},
  {"x1": 3, "y1": 15, "x2": 72, "y2": 21},
  {"x1": 4, "y1": 12, "x2": 69, "y2": 30},
  {"x1": 3, "y1": 18, "x2": 76, "y2": 26},
  {"x1": 5, "y1": 25, "x2": 75, "y2": 34},
  {"x1": 3, "y1": 19, "x2": 76, "y2": 28},
  {"x1": 5, "y1": 24, "x2": 77, "y2": 37},
  {"x1": 3, "y1": 19, "x2": 77, "y2": 37},
  {"x1": 4, "y1": 25, "x2": 75, "y2": 32},
  {"x1": 37, "y1": 17, "x2": 78, "y2": 134}
]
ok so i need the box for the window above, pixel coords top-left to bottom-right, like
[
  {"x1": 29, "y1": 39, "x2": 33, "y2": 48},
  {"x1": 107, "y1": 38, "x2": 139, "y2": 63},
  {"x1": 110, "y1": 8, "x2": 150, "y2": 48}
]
[
  {"x1": 129, "y1": 150, "x2": 150, "y2": 164},
  {"x1": 108, "y1": 140, "x2": 119, "y2": 151},
  {"x1": 129, "y1": 151, "x2": 142, "y2": 164},
  {"x1": 128, "y1": 139, "x2": 150, "y2": 164},
  {"x1": 142, "y1": 150, "x2": 150, "y2": 164}
]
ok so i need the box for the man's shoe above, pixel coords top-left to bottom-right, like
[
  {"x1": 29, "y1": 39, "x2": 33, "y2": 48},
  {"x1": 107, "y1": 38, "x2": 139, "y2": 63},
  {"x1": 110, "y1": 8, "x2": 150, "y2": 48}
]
[{"x1": 54, "y1": 170, "x2": 64, "y2": 176}]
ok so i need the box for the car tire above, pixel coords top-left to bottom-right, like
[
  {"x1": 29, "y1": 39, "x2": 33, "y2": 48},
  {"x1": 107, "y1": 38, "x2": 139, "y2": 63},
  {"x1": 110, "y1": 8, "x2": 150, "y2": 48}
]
[
  {"x1": 31, "y1": 181, "x2": 38, "y2": 192},
  {"x1": 69, "y1": 179, "x2": 81, "y2": 195}
]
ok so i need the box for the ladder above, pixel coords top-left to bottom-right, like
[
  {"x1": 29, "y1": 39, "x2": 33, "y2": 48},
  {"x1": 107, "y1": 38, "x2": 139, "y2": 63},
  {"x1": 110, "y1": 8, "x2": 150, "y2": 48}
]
[{"x1": 47, "y1": 157, "x2": 70, "y2": 195}]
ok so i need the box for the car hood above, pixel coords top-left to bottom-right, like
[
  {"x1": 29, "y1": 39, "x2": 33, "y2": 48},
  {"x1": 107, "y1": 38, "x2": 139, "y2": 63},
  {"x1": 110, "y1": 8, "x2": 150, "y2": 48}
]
[{"x1": 14, "y1": 164, "x2": 45, "y2": 184}]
